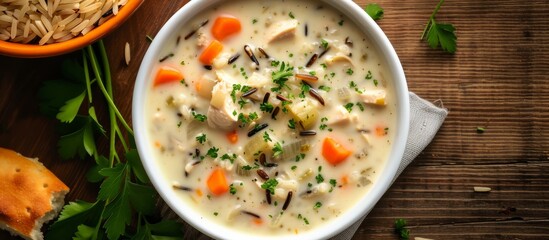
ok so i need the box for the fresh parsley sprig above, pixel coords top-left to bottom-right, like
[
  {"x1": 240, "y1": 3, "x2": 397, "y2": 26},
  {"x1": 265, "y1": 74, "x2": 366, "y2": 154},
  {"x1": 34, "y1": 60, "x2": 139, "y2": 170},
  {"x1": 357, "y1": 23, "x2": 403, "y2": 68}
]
[
  {"x1": 394, "y1": 218, "x2": 410, "y2": 240},
  {"x1": 420, "y1": 0, "x2": 457, "y2": 53},
  {"x1": 40, "y1": 41, "x2": 182, "y2": 240},
  {"x1": 365, "y1": 3, "x2": 384, "y2": 20}
]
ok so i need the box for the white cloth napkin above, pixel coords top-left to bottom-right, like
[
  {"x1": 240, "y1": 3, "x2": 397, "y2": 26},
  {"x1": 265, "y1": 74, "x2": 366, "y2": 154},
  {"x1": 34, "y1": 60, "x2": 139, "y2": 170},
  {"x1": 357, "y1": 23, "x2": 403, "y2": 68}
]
[
  {"x1": 331, "y1": 92, "x2": 448, "y2": 240},
  {"x1": 159, "y1": 92, "x2": 448, "y2": 240}
]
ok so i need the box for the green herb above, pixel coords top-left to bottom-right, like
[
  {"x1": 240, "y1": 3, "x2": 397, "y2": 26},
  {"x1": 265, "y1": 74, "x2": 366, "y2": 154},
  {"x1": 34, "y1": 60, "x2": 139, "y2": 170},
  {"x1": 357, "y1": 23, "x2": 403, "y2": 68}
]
[
  {"x1": 177, "y1": 121, "x2": 182, "y2": 128},
  {"x1": 344, "y1": 103, "x2": 354, "y2": 113},
  {"x1": 261, "y1": 179, "x2": 279, "y2": 194},
  {"x1": 313, "y1": 202, "x2": 323, "y2": 209},
  {"x1": 238, "y1": 98, "x2": 248, "y2": 109},
  {"x1": 319, "y1": 124, "x2": 328, "y2": 130},
  {"x1": 231, "y1": 84, "x2": 242, "y2": 103},
  {"x1": 206, "y1": 147, "x2": 219, "y2": 158},
  {"x1": 221, "y1": 153, "x2": 237, "y2": 163},
  {"x1": 214, "y1": 212, "x2": 219, "y2": 216},
  {"x1": 242, "y1": 165, "x2": 253, "y2": 171},
  {"x1": 329, "y1": 179, "x2": 337, "y2": 187},
  {"x1": 272, "y1": 142, "x2": 283, "y2": 158},
  {"x1": 263, "y1": 131, "x2": 273, "y2": 142},
  {"x1": 291, "y1": 165, "x2": 297, "y2": 170},
  {"x1": 316, "y1": 173, "x2": 324, "y2": 183},
  {"x1": 320, "y1": 39, "x2": 329, "y2": 49},
  {"x1": 229, "y1": 184, "x2": 237, "y2": 195},
  {"x1": 260, "y1": 102, "x2": 274, "y2": 113},
  {"x1": 179, "y1": 79, "x2": 186, "y2": 85},
  {"x1": 309, "y1": 71, "x2": 316, "y2": 76},
  {"x1": 41, "y1": 41, "x2": 182, "y2": 240},
  {"x1": 180, "y1": 60, "x2": 185, "y2": 65},
  {"x1": 289, "y1": 12, "x2": 295, "y2": 19},
  {"x1": 196, "y1": 133, "x2": 207, "y2": 144},
  {"x1": 320, "y1": 63, "x2": 327, "y2": 69},
  {"x1": 365, "y1": 3, "x2": 384, "y2": 21},
  {"x1": 303, "y1": 217, "x2": 310, "y2": 225},
  {"x1": 476, "y1": 127, "x2": 485, "y2": 133},
  {"x1": 252, "y1": 19, "x2": 258, "y2": 24},
  {"x1": 299, "y1": 82, "x2": 311, "y2": 98},
  {"x1": 239, "y1": 67, "x2": 249, "y2": 79},
  {"x1": 357, "y1": 102, "x2": 365, "y2": 111},
  {"x1": 338, "y1": 20, "x2": 344, "y2": 26},
  {"x1": 192, "y1": 111, "x2": 207, "y2": 122},
  {"x1": 373, "y1": 79, "x2": 379, "y2": 87},
  {"x1": 288, "y1": 119, "x2": 296, "y2": 129},
  {"x1": 271, "y1": 62, "x2": 294, "y2": 92},
  {"x1": 330, "y1": 72, "x2": 335, "y2": 78},
  {"x1": 346, "y1": 68, "x2": 354, "y2": 75},
  {"x1": 271, "y1": 60, "x2": 280, "y2": 67},
  {"x1": 249, "y1": 112, "x2": 258, "y2": 121},
  {"x1": 394, "y1": 218, "x2": 410, "y2": 240},
  {"x1": 295, "y1": 153, "x2": 305, "y2": 162},
  {"x1": 289, "y1": 53, "x2": 294, "y2": 58},
  {"x1": 365, "y1": 70, "x2": 373, "y2": 80},
  {"x1": 420, "y1": 0, "x2": 456, "y2": 53},
  {"x1": 318, "y1": 86, "x2": 331, "y2": 92}
]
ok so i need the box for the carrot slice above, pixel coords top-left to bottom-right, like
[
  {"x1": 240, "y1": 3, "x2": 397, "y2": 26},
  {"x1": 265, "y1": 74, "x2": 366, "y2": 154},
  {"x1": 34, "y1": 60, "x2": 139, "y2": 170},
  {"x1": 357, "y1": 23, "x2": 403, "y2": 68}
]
[
  {"x1": 375, "y1": 125, "x2": 388, "y2": 137},
  {"x1": 226, "y1": 130, "x2": 238, "y2": 144},
  {"x1": 322, "y1": 137, "x2": 352, "y2": 165},
  {"x1": 154, "y1": 66, "x2": 184, "y2": 87},
  {"x1": 199, "y1": 40, "x2": 223, "y2": 65},
  {"x1": 206, "y1": 168, "x2": 229, "y2": 196},
  {"x1": 211, "y1": 15, "x2": 241, "y2": 41}
]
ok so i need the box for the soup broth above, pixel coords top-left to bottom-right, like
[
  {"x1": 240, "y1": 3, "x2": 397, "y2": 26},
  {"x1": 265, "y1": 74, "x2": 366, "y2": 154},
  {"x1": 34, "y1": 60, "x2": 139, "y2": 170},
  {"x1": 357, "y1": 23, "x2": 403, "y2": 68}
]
[{"x1": 145, "y1": 0, "x2": 396, "y2": 236}]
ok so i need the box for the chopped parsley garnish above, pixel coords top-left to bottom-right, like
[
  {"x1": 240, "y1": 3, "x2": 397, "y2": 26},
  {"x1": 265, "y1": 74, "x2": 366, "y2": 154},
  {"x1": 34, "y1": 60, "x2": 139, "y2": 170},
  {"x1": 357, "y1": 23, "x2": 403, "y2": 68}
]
[
  {"x1": 291, "y1": 165, "x2": 297, "y2": 171},
  {"x1": 313, "y1": 202, "x2": 323, "y2": 209},
  {"x1": 365, "y1": 70, "x2": 373, "y2": 80},
  {"x1": 320, "y1": 39, "x2": 329, "y2": 49},
  {"x1": 329, "y1": 179, "x2": 337, "y2": 187},
  {"x1": 271, "y1": 62, "x2": 294, "y2": 92},
  {"x1": 179, "y1": 79, "x2": 186, "y2": 85},
  {"x1": 349, "y1": 81, "x2": 357, "y2": 88},
  {"x1": 289, "y1": 12, "x2": 295, "y2": 19},
  {"x1": 289, "y1": 53, "x2": 294, "y2": 58},
  {"x1": 206, "y1": 147, "x2": 219, "y2": 158},
  {"x1": 357, "y1": 102, "x2": 365, "y2": 111},
  {"x1": 344, "y1": 103, "x2": 354, "y2": 113},
  {"x1": 346, "y1": 68, "x2": 354, "y2": 75},
  {"x1": 338, "y1": 20, "x2": 344, "y2": 26},
  {"x1": 261, "y1": 179, "x2": 279, "y2": 194},
  {"x1": 288, "y1": 119, "x2": 296, "y2": 129},
  {"x1": 241, "y1": 165, "x2": 253, "y2": 171},
  {"x1": 319, "y1": 124, "x2": 328, "y2": 131},
  {"x1": 249, "y1": 112, "x2": 258, "y2": 120},
  {"x1": 196, "y1": 133, "x2": 206, "y2": 144},
  {"x1": 373, "y1": 79, "x2": 379, "y2": 87},
  {"x1": 395, "y1": 218, "x2": 410, "y2": 240},
  {"x1": 229, "y1": 184, "x2": 237, "y2": 195},
  {"x1": 271, "y1": 60, "x2": 280, "y2": 67},
  {"x1": 214, "y1": 212, "x2": 218, "y2": 216},
  {"x1": 295, "y1": 153, "x2": 305, "y2": 162},
  {"x1": 238, "y1": 98, "x2": 247, "y2": 109},
  {"x1": 263, "y1": 131, "x2": 272, "y2": 142},
  {"x1": 177, "y1": 121, "x2": 182, "y2": 128},
  {"x1": 365, "y1": 3, "x2": 384, "y2": 21},
  {"x1": 239, "y1": 67, "x2": 249, "y2": 79},
  {"x1": 303, "y1": 217, "x2": 310, "y2": 225},
  {"x1": 260, "y1": 102, "x2": 274, "y2": 113},
  {"x1": 252, "y1": 19, "x2": 258, "y2": 24},
  {"x1": 321, "y1": 117, "x2": 328, "y2": 122},
  {"x1": 318, "y1": 85, "x2": 331, "y2": 92},
  {"x1": 272, "y1": 142, "x2": 283, "y2": 158},
  {"x1": 315, "y1": 173, "x2": 324, "y2": 183},
  {"x1": 299, "y1": 82, "x2": 311, "y2": 98},
  {"x1": 320, "y1": 63, "x2": 327, "y2": 69},
  {"x1": 221, "y1": 153, "x2": 237, "y2": 163},
  {"x1": 192, "y1": 111, "x2": 207, "y2": 122}
]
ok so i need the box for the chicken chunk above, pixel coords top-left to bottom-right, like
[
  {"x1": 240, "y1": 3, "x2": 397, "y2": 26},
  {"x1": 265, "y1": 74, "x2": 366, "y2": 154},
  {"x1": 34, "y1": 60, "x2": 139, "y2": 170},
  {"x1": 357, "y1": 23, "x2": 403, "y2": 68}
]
[
  {"x1": 267, "y1": 19, "x2": 298, "y2": 43},
  {"x1": 207, "y1": 82, "x2": 238, "y2": 130},
  {"x1": 360, "y1": 89, "x2": 386, "y2": 106}
]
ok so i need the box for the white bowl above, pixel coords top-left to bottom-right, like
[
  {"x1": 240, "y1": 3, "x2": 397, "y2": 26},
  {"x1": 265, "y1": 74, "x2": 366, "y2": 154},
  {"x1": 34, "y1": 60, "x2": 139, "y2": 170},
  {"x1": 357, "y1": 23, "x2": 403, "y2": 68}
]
[{"x1": 133, "y1": 0, "x2": 409, "y2": 239}]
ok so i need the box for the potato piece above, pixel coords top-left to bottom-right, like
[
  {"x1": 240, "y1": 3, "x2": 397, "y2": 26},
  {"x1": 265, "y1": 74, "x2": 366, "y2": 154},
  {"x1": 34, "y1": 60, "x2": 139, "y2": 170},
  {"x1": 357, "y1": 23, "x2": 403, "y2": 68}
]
[
  {"x1": 195, "y1": 74, "x2": 217, "y2": 99},
  {"x1": 288, "y1": 99, "x2": 318, "y2": 130},
  {"x1": 243, "y1": 133, "x2": 276, "y2": 162}
]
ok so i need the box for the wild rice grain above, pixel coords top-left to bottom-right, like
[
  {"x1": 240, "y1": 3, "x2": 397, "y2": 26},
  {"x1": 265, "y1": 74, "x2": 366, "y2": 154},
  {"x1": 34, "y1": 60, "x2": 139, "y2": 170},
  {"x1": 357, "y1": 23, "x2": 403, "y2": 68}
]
[
  {"x1": 124, "y1": 42, "x2": 130, "y2": 66},
  {"x1": 282, "y1": 191, "x2": 293, "y2": 210}
]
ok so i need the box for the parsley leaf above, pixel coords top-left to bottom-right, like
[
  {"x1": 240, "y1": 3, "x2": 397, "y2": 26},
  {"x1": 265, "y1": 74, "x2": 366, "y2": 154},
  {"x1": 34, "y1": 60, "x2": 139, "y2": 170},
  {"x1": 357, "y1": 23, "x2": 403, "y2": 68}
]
[
  {"x1": 196, "y1": 133, "x2": 207, "y2": 144},
  {"x1": 261, "y1": 179, "x2": 279, "y2": 194},
  {"x1": 344, "y1": 103, "x2": 354, "y2": 113},
  {"x1": 192, "y1": 111, "x2": 207, "y2": 122},
  {"x1": 206, "y1": 147, "x2": 219, "y2": 158},
  {"x1": 263, "y1": 131, "x2": 272, "y2": 142},
  {"x1": 395, "y1": 218, "x2": 410, "y2": 239},
  {"x1": 421, "y1": 0, "x2": 457, "y2": 53},
  {"x1": 57, "y1": 91, "x2": 86, "y2": 123},
  {"x1": 230, "y1": 184, "x2": 237, "y2": 195},
  {"x1": 365, "y1": 3, "x2": 384, "y2": 20},
  {"x1": 271, "y1": 62, "x2": 294, "y2": 92},
  {"x1": 260, "y1": 102, "x2": 274, "y2": 113},
  {"x1": 272, "y1": 142, "x2": 283, "y2": 158}
]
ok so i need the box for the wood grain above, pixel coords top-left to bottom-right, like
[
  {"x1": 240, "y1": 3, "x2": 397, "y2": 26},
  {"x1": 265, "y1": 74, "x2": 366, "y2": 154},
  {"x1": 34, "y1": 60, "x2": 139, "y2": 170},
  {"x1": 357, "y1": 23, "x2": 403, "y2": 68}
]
[{"x1": 0, "y1": 0, "x2": 548, "y2": 239}]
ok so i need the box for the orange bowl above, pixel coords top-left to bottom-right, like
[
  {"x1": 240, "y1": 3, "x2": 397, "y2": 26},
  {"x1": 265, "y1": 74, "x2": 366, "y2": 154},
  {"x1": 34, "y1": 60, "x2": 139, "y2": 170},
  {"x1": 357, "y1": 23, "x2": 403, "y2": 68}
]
[{"x1": 0, "y1": 0, "x2": 144, "y2": 58}]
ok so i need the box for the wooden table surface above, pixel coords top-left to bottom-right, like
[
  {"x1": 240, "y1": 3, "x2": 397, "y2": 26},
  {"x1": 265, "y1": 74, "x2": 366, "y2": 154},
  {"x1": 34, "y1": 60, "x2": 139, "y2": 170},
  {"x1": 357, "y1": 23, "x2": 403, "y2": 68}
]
[{"x1": 1, "y1": 0, "x2": 548, "y2": 239}]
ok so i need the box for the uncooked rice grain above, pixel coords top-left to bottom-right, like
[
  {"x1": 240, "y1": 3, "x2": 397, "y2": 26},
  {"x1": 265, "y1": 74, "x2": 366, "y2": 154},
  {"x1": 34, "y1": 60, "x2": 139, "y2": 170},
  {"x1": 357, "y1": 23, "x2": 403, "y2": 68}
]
[
  {"x1": 124, "y1": 41, "x2": 130, "y2": 65},
  {"x1": 0, "y1": 0, "x2": 127, "y2": 45}
]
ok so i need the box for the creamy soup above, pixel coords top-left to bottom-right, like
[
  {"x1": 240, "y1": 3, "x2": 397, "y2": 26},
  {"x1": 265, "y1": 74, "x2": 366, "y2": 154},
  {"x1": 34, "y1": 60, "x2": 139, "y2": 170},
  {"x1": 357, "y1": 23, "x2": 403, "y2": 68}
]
[{"x1": 145, "y1": 0, "x2": 396, "y2": 236}]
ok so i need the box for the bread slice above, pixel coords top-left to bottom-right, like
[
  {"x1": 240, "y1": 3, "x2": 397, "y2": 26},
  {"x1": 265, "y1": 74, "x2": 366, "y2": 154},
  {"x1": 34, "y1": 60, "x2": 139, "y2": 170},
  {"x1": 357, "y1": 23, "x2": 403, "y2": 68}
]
[{"x1": 0, "y1": 148, "x2": 69, "y2": 240}]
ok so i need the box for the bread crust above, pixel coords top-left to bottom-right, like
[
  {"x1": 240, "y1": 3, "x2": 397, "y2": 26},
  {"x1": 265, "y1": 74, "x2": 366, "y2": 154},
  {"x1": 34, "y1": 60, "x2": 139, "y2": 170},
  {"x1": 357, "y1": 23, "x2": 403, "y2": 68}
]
[{"x1": 0, "y1": 148, "x2": 69, "y2": 239}]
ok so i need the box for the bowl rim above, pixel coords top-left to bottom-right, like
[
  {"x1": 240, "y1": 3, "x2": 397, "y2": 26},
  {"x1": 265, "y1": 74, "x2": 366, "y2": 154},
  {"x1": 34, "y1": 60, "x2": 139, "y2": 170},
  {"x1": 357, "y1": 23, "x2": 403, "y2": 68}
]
[
  {"x1": 133, "y1": 0, "x2": 409, "y2": 239},
  {"x1": 0, "y1": 0, "x2": 144, "y2": 58}
]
